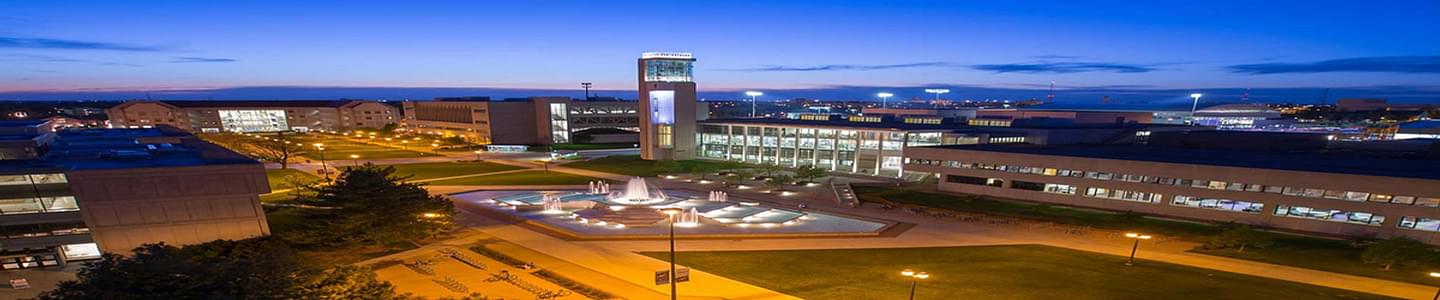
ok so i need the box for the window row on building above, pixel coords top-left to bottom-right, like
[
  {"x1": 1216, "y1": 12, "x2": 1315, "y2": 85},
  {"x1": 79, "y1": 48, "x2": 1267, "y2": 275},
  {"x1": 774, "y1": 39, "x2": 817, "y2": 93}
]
[
  {"x1": 0, "y1": 173, "x2": 68, "y2": 185},
  {"x1": 908, "y1": 159, "x2": 1440, "y2": 207},
  {"x1": 947, "y1": 174, "x2": 1392, "y2": 228},
  {"x1": 0, "y1": 196, "x2": 79, "y2": 215}
]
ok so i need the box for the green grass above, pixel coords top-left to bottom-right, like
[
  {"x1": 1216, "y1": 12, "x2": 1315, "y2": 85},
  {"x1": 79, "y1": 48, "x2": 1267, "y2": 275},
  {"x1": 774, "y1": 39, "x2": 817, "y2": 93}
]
[
  {"x1": 384, "y1": 161, "x2": 524, "y2": 180},
  {"x1": 265, "y1": 168, "x2": 322, "y2": 191},
  {"x1": 563, "y1": 155, "x2": 747, "y2": 177},
  {"x1": 426, "y1": 171, "x2": 601, "y2": 185},
  {"x1": 855, "y1": 186, "x2": 1429, "y2": 285},
  {"x1": 286, "y1": 135, "x2": 438, "y2": 160},
  {"x1": 854, "y1": 186, "x2": 1220, "y2": 237},
  {"x1": 643, "y1": 245, "x2": 1391, "y2": 300},
  {"x1": 1192, "y1": 237, "x2": 1437, "y2": 285}
]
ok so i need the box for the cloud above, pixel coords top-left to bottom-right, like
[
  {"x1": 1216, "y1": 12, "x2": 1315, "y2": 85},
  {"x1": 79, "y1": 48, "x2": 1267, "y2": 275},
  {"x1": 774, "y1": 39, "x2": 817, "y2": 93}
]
[
  {"x1": 4, "y1": 54, "x2": 144, "y2": 67},
  {"x1": 170, "y1": 56, "x2": 238, "y2": 63},
  {"x1": 1227, "y1": 56, "x2": 1440, "y2": 74},
  {"x1": 1030, "y1": 55, "x2": 1082, "y2": 59},
  {"x1": 0, "y1": 36, "x2": 164, "y2": 51},
  {"x1": 726, "y1": 62, "x2": 953, "y2": 72},
  {"x1": 971, "y1": 62, "x2": 1157, "y2": 74}
]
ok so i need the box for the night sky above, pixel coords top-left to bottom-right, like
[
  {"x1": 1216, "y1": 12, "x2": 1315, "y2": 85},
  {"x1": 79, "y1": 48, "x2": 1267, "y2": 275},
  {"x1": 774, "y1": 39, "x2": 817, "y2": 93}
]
[{"x1": 2, "y1": 0, "x2": 1438, "y2": 103}]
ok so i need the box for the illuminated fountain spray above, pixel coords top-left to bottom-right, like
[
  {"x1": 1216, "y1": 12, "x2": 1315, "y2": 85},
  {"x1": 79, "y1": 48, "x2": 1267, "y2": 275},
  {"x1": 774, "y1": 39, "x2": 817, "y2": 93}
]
[
  {"x1": 541, "y1": 194, "x2": 564, "y2": 214},
  {"x1": 607, "y1": 177, "x2": 666, "y2": 204},
  {"x1": 588, "y1": 181, "x2": 610, "y2": 194},
  {"x1": 675, "y1": 207, "x2": 701, "y2": 227},
  {"x1": 708, "y1": 190, "x2": 728, "y2": 202}
]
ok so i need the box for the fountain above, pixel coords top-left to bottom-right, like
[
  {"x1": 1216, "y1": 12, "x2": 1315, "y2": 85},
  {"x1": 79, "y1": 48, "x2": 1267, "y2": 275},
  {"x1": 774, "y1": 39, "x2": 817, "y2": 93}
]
[
  {"x1": 588, "y1": 181, "x2": 611, "y2": 194},
  {"x1": 606, "y1": 177, "x2": 667, "y2": 205},
  {"x1": 541, "y1": 194, "x2": 563, "y2": 214},
  {"x1": 708, "y1": 191, "x2": 728, "y2": 202},
  {"x1": 674, "y1": 207, "x2": 701, "y2": 227}
]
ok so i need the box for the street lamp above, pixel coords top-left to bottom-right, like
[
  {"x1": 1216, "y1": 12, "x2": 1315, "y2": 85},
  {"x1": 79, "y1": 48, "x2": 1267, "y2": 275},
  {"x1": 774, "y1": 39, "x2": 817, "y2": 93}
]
[
  {"x1": 312, "y1": 143, "x2": 328, "y2": 178},
  {"x1": 1124, "y1": 232, "x2": 1153, "y2": 266},
  {"x1": 745, "y1": 91, "x2": 764, "y2": 118},
  {"x1": 877, "y1": 92, "x2": 894, "y2": 109},
  {"x1": 660, "y1": 207, "x2": 685, "y2": 300},
  {"x1": 581, "y1": 82, "x2": 593, "y2": 100},
  {"x1": 900, "y1": 269, "x2": 930, "y2": 300},
  {"x1": 1189, "y1": 93, "x2": 1204, "y2": 114}
]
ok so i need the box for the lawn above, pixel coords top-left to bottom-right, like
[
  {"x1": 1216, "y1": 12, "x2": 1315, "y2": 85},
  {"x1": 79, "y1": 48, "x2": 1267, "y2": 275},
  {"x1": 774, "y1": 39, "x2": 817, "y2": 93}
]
[
  {"x1": 855, "y1": 186, "x2": 1435, "y2": 285},
  {"x1": 563, "y1": 155, "x2": 747, "y2": 177},
  {"x1": 385, "y1": 161, "x2": 524, "y2": 180},
  {"x1": 643, "y1": 245, "x2": 1391, "y2": 300},
  {"x1": 287, "y1": 135, "x2": 438, "y2": 160},
  {"x1": 546, "y1": 143, "x2": 637, "y2": 151},
  {"x1": 265, "y1": 168, "x2": 322, "y2": 191},
  {"x1": 426, "y1": 171, "x2": 601, "y2": 185}
]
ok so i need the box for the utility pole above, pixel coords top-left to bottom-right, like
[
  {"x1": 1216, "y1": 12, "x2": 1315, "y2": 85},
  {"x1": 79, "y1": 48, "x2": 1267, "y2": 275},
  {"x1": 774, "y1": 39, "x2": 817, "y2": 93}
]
[{"x1": 581, "y1": 82, "x2": 593, "y2": 101}]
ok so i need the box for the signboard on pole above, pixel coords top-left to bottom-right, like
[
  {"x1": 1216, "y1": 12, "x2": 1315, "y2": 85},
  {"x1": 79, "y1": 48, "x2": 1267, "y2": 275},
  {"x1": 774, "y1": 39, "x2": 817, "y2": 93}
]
[
  {"x1": 675, "y1": 267, "x2": 690, "y2": 283},
  {"x1": 654, "y1": 270, "x2": 670, "y2": 285}
]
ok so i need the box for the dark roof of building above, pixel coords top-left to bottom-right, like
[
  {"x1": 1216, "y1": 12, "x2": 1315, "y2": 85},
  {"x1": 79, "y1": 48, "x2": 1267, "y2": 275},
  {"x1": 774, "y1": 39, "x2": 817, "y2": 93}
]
[
  {"x1": 919, "y1": 143, "x2": 1440, "y2": 180},
  {"x1": 156, "y1": 100, "x2": 357, "y2": 108},
  {"x1": 0, "y1": 120, "x2": 49, "y2": 127},
  {"x1": 0, "y1": 126, "x2": 256, "y2": 173}
]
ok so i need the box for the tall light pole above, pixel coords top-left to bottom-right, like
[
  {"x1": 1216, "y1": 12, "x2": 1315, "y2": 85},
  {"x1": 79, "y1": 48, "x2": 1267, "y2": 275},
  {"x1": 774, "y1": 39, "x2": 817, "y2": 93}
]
[
  {"x1": 877, "y1": 92, "x2": 894, "y2": 109},
  {"x1": 312, "y1": 143, "x2": 328, "y2": 178},
  {"x1": 1124, "y1": 232, "x2": 1153, "y2": 266},
  {"x1": 1189, "y1": 93, "x2": 1204, "y2": 114},
  {"x1": 745, "y1": 91, "x2": 764, "y2": 118},
  {"x1": 900, "y1": 269, "x2": 929, "y2": 300},
  {"x1": 660, "y1": 207, "x2": 685, "y2": 300},
  {"x1": 581, "y1": 82, "x2": 593, "y2": 100},
  {"x1": 924, "y1": 89, "x2": 950, "y2": 104}
]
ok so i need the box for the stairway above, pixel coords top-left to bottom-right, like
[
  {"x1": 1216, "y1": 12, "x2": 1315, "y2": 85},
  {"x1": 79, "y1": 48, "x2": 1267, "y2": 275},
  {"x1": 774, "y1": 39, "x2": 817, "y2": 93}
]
[{"x1": 832, "y1": 183, "x2": 859, "y2": 208}]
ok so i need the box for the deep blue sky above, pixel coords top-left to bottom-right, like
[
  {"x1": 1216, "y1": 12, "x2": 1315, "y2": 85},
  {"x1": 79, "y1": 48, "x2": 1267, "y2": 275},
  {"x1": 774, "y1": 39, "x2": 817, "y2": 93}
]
[{"x1": 2, "y1": 0, "x2": 1439, "y2": 103}]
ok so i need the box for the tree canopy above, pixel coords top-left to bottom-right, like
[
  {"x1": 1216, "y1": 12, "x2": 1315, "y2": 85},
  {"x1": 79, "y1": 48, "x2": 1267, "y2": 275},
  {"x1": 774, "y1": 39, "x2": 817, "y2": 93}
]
[
  {"x1": 1361, "y1": 237, "x2": 1436, "y2": 271},
  {"x1": 285, "y1": 164, "x2": 454, "y2": 247},
  {"x1": 37, "y1": 238, "x2": 407, "y2": 300}
]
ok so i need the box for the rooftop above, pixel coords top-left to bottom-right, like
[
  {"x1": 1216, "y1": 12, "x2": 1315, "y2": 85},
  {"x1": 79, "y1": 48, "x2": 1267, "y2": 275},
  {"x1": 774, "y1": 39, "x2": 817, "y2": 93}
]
[
  {"x1": 150, "y1": 100, "x2": 362, "y2": 108},
  {"x1": 0, "y1": 126, "x2": 256, "y2": 173},
  {"x1": 920, "y1": 143, "x2": 1440, "y2": 180},
  {"x1": 700, "y1": 117, "x2": 1180, "y2": 131}
]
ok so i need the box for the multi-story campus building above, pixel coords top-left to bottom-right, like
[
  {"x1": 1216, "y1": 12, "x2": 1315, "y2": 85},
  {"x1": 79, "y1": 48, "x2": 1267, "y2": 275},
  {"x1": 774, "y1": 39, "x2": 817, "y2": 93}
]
[
  {"x1": 697, "y1": 114, "x2": 1189, "y2": 178},
  {"x1": 0, "y1": 120, "x2": 269, "y2": 269},
  {"x1": 638, "y1": 52, "x2": 700, "y2": 160},
  {"x1": 107, "y1": 100, "x2": 399, "y2": 133},
  {"x1": 904, "y1": 131, "x2": 1440, "y2": 243},
  {"x1": 403, "y1": 97, "x2": 641, "y2": 145}
]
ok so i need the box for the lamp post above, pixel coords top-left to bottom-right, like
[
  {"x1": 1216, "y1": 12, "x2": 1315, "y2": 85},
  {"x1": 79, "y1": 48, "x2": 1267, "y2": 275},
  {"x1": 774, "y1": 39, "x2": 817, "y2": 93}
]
[
  {"x1": 1425, "y1": 272, "x2": 1440, "y2": 300},
  {"x1": 1124, "y1": 232, "x2": 1153, "y2": 266},
  {"x1": 1189, "y1": 93, "x2": 1204, "y2": 115},
  {"x1": 745, "y1": 91, "x2": 764, "y2": 118},
  {"x1": 581, "y1": 82, "x2": 593, "y2": 100},
  {"x1": 877, "y1": 92, "x2": 894, "y2": 109},
  {"x1": 312, "y1": 143, "x2": 328, "y2": 178},
  {"x1": 924, "y1": 89, "x2": 950, "y2": 105},
  {"x1": 900, "y1": 269, "x2": 929, "y2": 300},
  {"x1": 660, "y1": 207, "x2": 685, "y2": 300},
  {"x1": 349, "y1": 154, "x2": 360, "y2": 165}
]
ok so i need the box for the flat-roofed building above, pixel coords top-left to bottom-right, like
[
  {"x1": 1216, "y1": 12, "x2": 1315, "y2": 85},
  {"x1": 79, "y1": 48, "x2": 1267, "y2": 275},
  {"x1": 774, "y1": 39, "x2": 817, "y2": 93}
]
[
  {"x1": 404, "y1": 97, "x2": 640, "y2": 145},
  {"x1": 698, "y1": 115, "x2": 1189, "y2": 178},
  {"x1": 0, "y1": 125, "x2": 269, "y2": 269},
  {"x1": 905, "y1": 137, "x2": 1440, "y2": 244},
  {"x1": 107, "y1": 100, "x2": 399, "y2": 133}
]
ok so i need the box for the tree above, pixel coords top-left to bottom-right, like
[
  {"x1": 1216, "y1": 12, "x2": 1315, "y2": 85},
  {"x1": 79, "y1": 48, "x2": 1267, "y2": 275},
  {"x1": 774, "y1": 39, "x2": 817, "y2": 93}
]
[
  {"x1": 288, "y1": 164, "x2": 454, "y2": 247},
  {"x1": 377, "y1": 123, "x2": 399, "y2": 134},
  {"x1": 794, "y1": 165, "x2": 827, "y2": 182},
  {"x1": 765, "y1": 174, "x2": 795, "y2": 190},
  {"x1": 248, "y1": 132, "x2": 306, "y2": 169},
  {"x1": 726, "y1": 169, "x2": 755, "y2": 186},
  {"x1": 756, "y1": 163, "x2": 783, "y2": 177},
  {"x1": 1203, "y1": 223, "x2": 1274, "y2": 252},
  {"x1": 689, "y1": 163, "x2": 722, "y2": 180},
  {"x1": 1362, "y1": 237, "x2": 1436, "y2": 271},
  {"x1": 37, "y1": 238, "x2": 408, "y2": 300}
]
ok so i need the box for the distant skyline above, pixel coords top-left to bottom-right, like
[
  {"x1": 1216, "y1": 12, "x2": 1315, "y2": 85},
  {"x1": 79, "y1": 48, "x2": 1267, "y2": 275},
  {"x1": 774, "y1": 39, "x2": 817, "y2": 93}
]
[{"x1": 3, "y1": 0, "x2": 1439, "y2": 102}]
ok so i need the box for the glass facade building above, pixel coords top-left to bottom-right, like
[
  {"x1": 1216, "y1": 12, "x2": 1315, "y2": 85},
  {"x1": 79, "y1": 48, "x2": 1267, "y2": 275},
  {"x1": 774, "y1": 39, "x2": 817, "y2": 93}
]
[{"x1": 697, "y1": 121, "x2": 959, "y2": 177}]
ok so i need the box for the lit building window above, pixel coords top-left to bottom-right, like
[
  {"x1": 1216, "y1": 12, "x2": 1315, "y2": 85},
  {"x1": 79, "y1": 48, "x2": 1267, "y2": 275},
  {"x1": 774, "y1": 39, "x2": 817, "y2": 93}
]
[
  {"x1": 1170, "y1": 195, "x2": 1263, "y2": 213},
  {"x1": 1273, "y1": 205, "x2": 1384, "y2": 226}
]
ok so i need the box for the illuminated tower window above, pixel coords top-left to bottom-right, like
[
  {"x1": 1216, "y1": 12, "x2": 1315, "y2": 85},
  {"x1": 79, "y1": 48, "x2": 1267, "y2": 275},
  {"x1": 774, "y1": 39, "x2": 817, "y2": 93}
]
[{"x1": 658, "y1": 125, "x2": 673, "y2": 148}]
